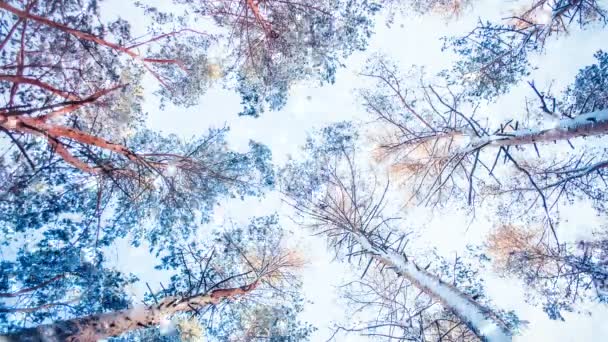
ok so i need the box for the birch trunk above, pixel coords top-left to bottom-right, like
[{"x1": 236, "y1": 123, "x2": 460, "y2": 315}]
[
  {"x1": 352, "y1": 233, "x2": 512, "y2": 342},
  {"x1": 1, "y1": 282, "x2": 258, "y2": 342}
]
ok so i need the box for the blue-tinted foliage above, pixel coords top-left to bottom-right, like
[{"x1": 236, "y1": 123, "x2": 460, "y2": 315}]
[
  {"x1": 281, "y1": 122, "x2": 357, "y2": 201},
  {"x1": 561, "y1": 50, "x2": 608, "y2": 114},
  {"x1": 441, "y1": 22, "x2": 533, "y2": 100},
  {"x1": 0, "y1": 244, "x2": 137, "y2": 332},
  {"x1": 1, "y1": 127, "x2": 274, "y2": 255}
]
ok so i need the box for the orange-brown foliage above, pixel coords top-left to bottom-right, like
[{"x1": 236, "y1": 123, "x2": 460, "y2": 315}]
[{"x1": 486, "y1": 224, "x2": 548, "y2": 272}]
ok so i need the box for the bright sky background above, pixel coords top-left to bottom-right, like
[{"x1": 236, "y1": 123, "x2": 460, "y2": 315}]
[{"x1": 99, "y1": 0, "x2": 608, "y2": 341}]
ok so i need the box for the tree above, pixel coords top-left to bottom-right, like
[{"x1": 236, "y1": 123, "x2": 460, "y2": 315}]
[
  {"x1": 0, "y1": 127, "x2": 275, "y2": 252},
  {"x1": 329, "y1": 247, "x2": 522, "y2": 341},
  {"x1": 0, "y1": 0, "x2": 212, "y2": 175},
  {"x1": 0, "y1": 0, "x2": 278, "y2": 257},
  {"x1": 0, "y1": 2, "x2": 297, "y2": 339},
  {"x1": 488, "y1": 224, "x2": 608, "y2": 320},
  {"x1": 281, "y1": 124, "x2": 517, "y2": 341},
  {"x1": 0, "y1": 244, "x2": 138, "y2": 333},
  {"x1": 442, "y1": 0, "x2": 607, "y2": 99},
  {"x1": 1, "y1": 215, "x2": 311, "y2": 341},
  {"x1": 360, "y1": 54, "x2": 608, "y2": 245},
  {"x1": 165, "y1": 0, "x2": 381, "y2": 116}
]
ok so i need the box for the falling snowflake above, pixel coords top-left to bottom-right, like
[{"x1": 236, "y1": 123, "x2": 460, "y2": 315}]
[
  {"x1": 24, "y1": 243, "x2": 39, "y2": 254},
  {"x1": 59, "y1": 212, "x2": 84, "y2": 224},
  {"x1": 312, "y1": 184, "x2": 327, "y2": 202},
  {"x1": 7, "y1": 276, "x2": 18, "y2": 293},
  {"x1": 152, "y1": 176, "x2": 164, "y2": 190},
  {"x1": 10, "y1": 312, "x2": 26, "y2": 321},
  {"x1": 159, "y1": 315, "x2": 177, "y2": 336},
  {"x1": 3, "y1": 117, "x2": 18, "y2": 129},
  {"x1": 120, "y1": 127, "x2": 136, "y2": 139},
  {"x1": 81, "y1": 179, "x2": 97, "y2": 191},
  {"x1": 166, "y1": 164, "x2": 178, "y2": 177},
  {"x1": 207, "y1": 63, "x2": 223, "y2": 80},
  {"x1": 535, "y1": 5, "x2": 553, "y2": 25},
  {"x1": 213, "y1": 207, "x2": 226, "y2": 225},
  {"x1": 275, "y1": 320, "x2": 288, "y2": 333},
  {"x1": 30, "y1": 181, "x2": 49, "y2": 193},
  {"x1": 68, "y1": 288, "x2": 82, "y2": 299},
  {"x1": 148, "y1": 207, "x2": 161, "y2": 220},
  {"x1": 48, "y1": 240, "x2": 65, "y2": 249},
  {"x1": 547, "y1": 117, "x2": 561, "y2": 129},
  {"x1": 463, "y1": 71, "x2": 479, "y2": 81},
  {"x1": 80, "y1": 247, "x2": 97, "y2": 264},
  {"x1": 116, "y1": 283, "x2": 137, "y2": 302}
]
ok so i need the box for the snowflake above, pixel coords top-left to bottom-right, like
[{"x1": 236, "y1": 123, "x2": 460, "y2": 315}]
[
  {"x1": 207, "y1": 63, "x2": 223, "y2": 80},
  {"x1": 3, "y1": 117, "x2": 18, "y2": 129},
  {"x1": 535, "y1": 5, "x2": 553, "y2": 25},
  {"x1": 152, "y1": 176, "x2": 164, "y2": 190},
  {"x1": 149, "y1": 207, "x2": 160, "y2": 218},
  {"x1": 68, "y1": 288, "x2": 82, "y2": 299},
  {"x1": 49, "y1": 240, "x2": 65, "y2": 249},
  {"x1": 166, "y1": 164, "x2": 178, "y2": 177},
  {"x1": 30, "y1": 181, "x2": 49, "y2": 193},
  {"x1": 80, "y1": 247, "x2": 97, "y2": 264},
  {"x1": 275, "y1": 320, "x2": 288, "y2": 333},
  {"x1": 213, "y1": 207, "x2": 225, "y2": 225},
  {"x1": 159, "y1": 315, "x2": 177, "y2": 336},
  {"x1": 7, "y1": 276, "x2": 18, "y2": 293}
]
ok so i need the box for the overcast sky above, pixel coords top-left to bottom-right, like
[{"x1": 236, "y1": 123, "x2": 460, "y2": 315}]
[{"x1": 100, "y1": 0, "x2": 608, "y2": 340}]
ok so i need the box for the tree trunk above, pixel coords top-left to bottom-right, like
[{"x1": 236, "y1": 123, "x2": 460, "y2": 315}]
[
  {"x1": 474, "y1": 110, "x2": 608, "y2": 149},
  {"x1": 1, "y1": 282, "x2": 258, "y2": 342},
  {"x1": 352, "y1": 233, "x2": 512, "y2": 342}
]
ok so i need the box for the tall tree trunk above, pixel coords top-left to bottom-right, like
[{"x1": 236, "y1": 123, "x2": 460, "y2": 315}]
[
  {"x1": 1, "y1": 281, "x2": 258, "y2": 342},
  {"x1": 351, "y1": 232, "x2": 512, "y2": 342},
  {"x1": 471, "y1": 110, "x2": 608, "y2": 149}
]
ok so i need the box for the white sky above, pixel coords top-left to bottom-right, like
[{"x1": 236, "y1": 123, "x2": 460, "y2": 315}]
[{"x1": 99, "y1": 0, "x2": 608, "y2": 341}]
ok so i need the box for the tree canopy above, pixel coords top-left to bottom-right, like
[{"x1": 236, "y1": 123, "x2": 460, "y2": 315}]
[{"x1": 1, "y1": 0, "x2": 608, "y2": 341}]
